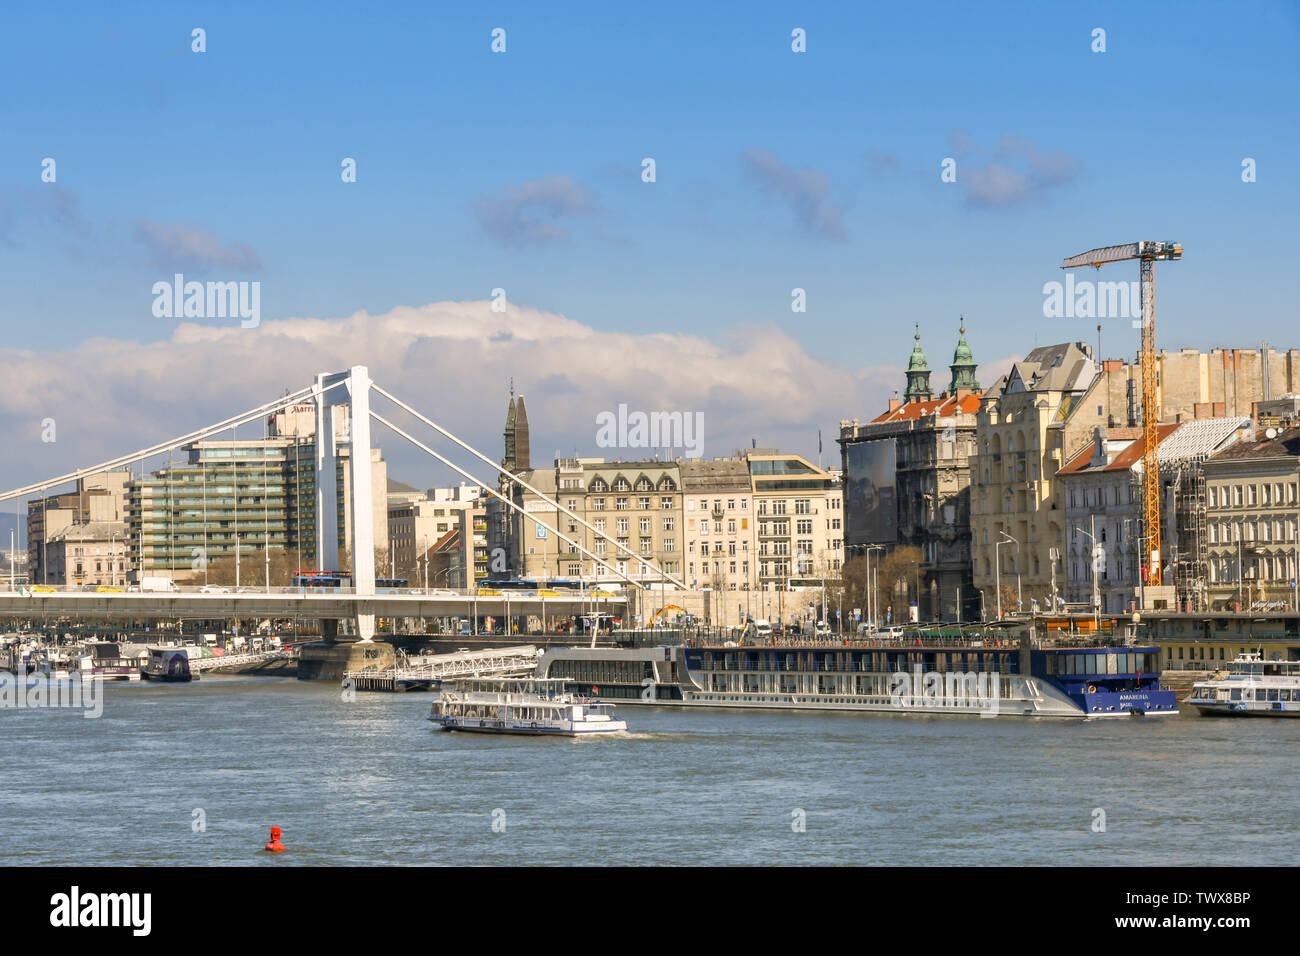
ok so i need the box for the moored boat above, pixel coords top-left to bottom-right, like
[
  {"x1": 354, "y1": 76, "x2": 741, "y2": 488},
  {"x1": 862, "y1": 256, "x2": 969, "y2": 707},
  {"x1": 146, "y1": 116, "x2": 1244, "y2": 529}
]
[
  {"x1": 537, "y1": 636, "x2": 1178, "y2": 719},
  {"x1": 1189, "y1": 653, "x2": 1300, "y2": 717},
  {"x1": 141, "y1": 646, "x2": 200, "y2": 683}
]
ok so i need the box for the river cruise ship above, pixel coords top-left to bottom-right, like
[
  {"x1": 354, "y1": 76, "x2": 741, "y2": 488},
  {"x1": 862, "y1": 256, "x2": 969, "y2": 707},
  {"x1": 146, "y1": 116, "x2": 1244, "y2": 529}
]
[
  {"x1": 1189, "y1": 653, "x2": 1300, "y2": 717},
  {"x1": 429, "y1": 678, "x2": 628, "y2": 736},
  {"x1": 536, "y1": 636, "x2": 1177, "y2": 719}
]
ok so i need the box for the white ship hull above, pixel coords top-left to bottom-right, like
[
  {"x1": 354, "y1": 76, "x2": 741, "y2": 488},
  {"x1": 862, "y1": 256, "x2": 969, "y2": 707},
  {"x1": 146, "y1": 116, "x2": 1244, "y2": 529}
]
[
  {"x1": 1190, "y1": 699, "x2": 1300, "y2": 717},
  {"x1": 430, "y1": 714, "x2": 627, "y2": 735}
]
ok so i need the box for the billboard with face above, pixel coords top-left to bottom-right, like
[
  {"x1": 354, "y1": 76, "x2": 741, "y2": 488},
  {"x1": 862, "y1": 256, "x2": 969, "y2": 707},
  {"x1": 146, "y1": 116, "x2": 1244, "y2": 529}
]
[{"x1": 845, "y1": 439, "x2": 897, "y2": 548}]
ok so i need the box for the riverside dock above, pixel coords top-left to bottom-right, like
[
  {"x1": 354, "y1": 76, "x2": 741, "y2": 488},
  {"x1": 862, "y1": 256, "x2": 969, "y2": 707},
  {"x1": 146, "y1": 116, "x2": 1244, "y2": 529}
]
[{"x1": 343, "y1": 644, "x2": 539, "y2": 692}]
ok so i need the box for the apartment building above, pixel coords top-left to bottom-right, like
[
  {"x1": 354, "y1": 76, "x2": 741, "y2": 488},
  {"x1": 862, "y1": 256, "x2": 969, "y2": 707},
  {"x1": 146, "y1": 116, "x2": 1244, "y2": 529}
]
[
  {"x1": 970, "y1": 342, "x2": 1098, "y2": 611},
  {"x1": 749, "y1": 453, "x2": 843, "y2": 591},
  {"x1": 1202, "y1": 426, "x2": 1300, "y2": 610},
  {"x1": 505, "y1": 459, "x2": 683, "y2": 585},
  {"x1": 45, "y1": 520, "x2": 129, "y2": 588},
  {"x1": 388, "y1": 484, "x2": 484, "y2": 587},
  {"x1": 27, "y1": 472, "x2": 131, "y2": 585},
  {"x1": 680, "y1": 458, "x2": 754, "y2": 592}
]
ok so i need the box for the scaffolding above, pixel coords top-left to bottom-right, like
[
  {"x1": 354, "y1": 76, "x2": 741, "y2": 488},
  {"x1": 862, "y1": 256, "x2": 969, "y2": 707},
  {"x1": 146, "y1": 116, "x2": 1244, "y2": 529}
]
[{"x1": 1170, "y1": 457, "x2": 1209, "y2": 612}]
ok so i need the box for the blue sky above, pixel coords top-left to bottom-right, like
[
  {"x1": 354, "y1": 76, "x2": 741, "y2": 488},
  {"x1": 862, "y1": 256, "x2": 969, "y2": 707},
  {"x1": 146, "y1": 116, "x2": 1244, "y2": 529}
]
[{"x1": 1, "y1": 0, "x2": 1297, "y2": 490}]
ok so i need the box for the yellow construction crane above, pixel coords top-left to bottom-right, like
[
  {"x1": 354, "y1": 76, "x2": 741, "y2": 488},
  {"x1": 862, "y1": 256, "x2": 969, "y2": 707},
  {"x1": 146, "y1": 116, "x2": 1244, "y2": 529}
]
[{"x1": 1061, "y1": 241, "x2": 1183, "y2": 587}]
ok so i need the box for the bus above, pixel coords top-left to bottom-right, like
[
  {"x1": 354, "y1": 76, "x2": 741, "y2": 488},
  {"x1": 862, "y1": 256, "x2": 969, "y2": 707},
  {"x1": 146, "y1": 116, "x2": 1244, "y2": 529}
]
[
  {"x1": 295, "y1": 570, "x2": 352, "y2": 591},
  {"x1": 294, "y1": 572, "x2": 407, "y2": 592},
  {"x1": 479, "y1": 579, "x2": 538, "y2": 594}
]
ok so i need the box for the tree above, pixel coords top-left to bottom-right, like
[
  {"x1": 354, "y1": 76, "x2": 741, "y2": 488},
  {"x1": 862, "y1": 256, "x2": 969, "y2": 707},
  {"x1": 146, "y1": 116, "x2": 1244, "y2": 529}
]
[{"x1": 877, "y1": 545, "x2": 923, "y2": 621}]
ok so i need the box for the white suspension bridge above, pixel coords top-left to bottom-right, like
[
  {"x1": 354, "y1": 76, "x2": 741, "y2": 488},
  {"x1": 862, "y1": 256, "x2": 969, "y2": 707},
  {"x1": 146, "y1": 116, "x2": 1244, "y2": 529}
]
[{"x1": 0, "y1": 366, "x2": 680, "y2": 663}]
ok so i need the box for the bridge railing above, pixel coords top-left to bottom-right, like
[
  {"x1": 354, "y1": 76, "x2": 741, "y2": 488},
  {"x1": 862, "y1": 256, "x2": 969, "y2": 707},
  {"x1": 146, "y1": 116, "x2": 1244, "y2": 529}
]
[{"x1": 0, "y1": 584, "x2": 628, "y2": 598}]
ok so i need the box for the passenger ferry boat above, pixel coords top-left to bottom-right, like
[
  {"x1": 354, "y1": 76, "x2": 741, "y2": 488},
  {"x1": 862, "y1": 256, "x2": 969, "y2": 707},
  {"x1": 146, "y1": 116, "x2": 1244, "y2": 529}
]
[
  {"x1": 537, "y1": 636, "x2": 1177, "y2": 719},
  {"x1": 429, "y1": 678, "x2": 627, "y2": 736},
  {"x1": 1189, "y1": 653, "x2": 1300, "y2": 717}
]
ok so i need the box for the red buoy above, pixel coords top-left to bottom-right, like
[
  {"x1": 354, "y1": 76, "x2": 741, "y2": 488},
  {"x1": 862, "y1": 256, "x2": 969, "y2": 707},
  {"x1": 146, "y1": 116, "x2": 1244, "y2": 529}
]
[{"x1": 264, "y1": 826, "x2": 285, "y2": 852}]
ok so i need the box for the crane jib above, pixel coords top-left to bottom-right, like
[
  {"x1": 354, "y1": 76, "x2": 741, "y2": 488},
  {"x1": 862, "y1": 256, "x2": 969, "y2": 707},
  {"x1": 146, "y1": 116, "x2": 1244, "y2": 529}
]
[{"x1": 1060, "y1": 241, "x2": 1182, "y2": 269}]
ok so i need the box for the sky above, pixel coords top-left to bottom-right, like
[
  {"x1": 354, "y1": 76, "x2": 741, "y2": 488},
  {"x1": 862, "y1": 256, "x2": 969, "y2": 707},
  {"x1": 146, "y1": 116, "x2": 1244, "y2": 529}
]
[{"x1": 1, "y1": 0, "x2": 1297, "y2": 504}]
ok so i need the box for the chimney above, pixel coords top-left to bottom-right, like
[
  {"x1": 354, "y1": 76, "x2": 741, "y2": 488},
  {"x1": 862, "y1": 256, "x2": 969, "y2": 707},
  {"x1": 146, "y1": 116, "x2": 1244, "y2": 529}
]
[{"x1": 888, "y1": 399, "x2": 900, "y2": 412}]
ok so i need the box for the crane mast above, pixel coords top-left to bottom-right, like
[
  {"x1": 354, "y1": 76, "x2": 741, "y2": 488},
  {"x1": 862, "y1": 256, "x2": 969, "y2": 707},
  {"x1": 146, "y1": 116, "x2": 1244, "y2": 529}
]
[{"x1": 1061, "y1": 240, "x2": 1182, "y2": 590}]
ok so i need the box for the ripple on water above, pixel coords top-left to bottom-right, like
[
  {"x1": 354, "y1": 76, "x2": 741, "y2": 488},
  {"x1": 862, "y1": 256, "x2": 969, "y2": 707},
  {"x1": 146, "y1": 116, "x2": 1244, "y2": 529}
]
[{"x1": 3, "y1": 682, "x2": 1299, "y2": 864}]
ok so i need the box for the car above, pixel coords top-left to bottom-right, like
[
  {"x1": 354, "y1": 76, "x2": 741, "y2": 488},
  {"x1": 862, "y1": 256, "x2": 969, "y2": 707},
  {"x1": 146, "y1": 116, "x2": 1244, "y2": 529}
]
[
  {"x1": 95, "y1": 586, "x2": 125, "y2": 593},
  {"x1": 200, "y1": 585, "x2": 231, "y2": 594}
]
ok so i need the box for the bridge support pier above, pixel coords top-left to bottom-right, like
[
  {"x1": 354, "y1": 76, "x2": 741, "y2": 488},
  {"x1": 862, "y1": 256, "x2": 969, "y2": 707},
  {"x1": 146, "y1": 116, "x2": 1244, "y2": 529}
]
[
  {"x1": 297, "y1": 638, "x2": 395, "y2": 681},
  {"x1": 297, "y1": 609, "x2": 390, "y2": 680},
  {"x1": 356, "y1": 606, "x2": 376, "y2": 643}
]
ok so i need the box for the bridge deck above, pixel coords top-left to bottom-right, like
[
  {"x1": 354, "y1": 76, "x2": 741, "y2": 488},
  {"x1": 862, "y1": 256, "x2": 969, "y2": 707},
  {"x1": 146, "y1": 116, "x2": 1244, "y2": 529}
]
[{"x1": 0, "y1": 590, "x2": 627, "y2": 621}]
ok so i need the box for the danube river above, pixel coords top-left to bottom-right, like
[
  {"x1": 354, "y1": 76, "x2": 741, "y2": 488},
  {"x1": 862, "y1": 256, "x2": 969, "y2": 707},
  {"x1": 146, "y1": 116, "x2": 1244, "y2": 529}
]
[{"x1": 2, "y1": 676, "x2": 1295, "y2": 866}]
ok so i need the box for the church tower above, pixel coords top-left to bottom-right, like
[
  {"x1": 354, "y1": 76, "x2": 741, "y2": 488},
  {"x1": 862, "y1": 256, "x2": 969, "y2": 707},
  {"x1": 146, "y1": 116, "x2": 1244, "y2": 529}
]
[
  {"x1": 903, "y1": 324, "x2": 933, "y2": 402},
  {"x1": 502, "y1": 380, "x2": 531, "y2": 474},
  {"x1": 948, "y1": 318, "x2": 979, "y2": 394},
  {"x1": 502, "y1": 381, "x2": 518, "y2": 473}
]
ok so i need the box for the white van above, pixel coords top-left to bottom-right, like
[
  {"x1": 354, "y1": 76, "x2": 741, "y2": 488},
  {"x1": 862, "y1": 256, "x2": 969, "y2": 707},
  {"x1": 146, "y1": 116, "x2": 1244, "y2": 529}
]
[{"x1": 135, "y1": 577, "x2": 179, "y2": 593}]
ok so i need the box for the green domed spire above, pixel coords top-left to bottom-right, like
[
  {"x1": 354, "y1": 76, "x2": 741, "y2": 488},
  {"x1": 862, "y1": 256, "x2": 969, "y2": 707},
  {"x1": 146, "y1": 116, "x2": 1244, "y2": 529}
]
[
  {"x1": 904, "y1": 324, "x2": 933, "y2": 401},
  {"x1": 948, "y1": 317, "x2": 979, "y2": 393}
]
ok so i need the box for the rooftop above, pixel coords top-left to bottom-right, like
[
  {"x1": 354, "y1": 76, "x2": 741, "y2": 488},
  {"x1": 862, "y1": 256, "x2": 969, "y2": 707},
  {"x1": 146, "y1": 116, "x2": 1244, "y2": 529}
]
[
  {"x1": 1209, "y1": 425, "x2": 1300, "y2": 462},
  {"x1": 871, "y1": 392, "x2": 981, "y2": 424}
]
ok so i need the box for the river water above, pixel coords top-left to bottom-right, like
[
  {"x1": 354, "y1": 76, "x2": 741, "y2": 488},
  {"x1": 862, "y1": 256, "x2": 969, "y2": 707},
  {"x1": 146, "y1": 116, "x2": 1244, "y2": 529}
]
[{"x1": 2, "y1": 675, "x2": 1294, "y2": 866}]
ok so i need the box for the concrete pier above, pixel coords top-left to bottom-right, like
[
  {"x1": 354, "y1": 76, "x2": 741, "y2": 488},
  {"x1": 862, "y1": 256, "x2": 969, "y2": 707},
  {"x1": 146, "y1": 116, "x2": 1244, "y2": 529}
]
[{"x1": 297, "y1": 640, "x2": 396, "y2": 681}]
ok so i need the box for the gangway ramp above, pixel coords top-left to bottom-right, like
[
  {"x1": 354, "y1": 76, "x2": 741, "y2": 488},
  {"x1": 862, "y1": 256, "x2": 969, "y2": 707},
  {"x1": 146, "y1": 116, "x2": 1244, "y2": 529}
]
[
  {"x1": 189, "y1": 649, "x2": 296, "y2": 672},
  {"x1": 343, "y1": 644, "x2": 539, "y2": 692}
]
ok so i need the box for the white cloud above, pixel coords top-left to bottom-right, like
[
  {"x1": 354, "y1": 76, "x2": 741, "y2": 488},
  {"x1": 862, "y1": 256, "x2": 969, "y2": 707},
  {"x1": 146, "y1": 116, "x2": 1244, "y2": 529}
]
[{"x1": 0, "y1": 301, "x2": 902, "y2": 492}]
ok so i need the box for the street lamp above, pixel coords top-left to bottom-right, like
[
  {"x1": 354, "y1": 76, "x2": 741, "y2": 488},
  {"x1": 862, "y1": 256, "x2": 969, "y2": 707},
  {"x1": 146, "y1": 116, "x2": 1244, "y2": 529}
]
[
  {"x1": 866, "y1": 545, "x2": 884, "y2": 629},
  {"x1": 995, "y1": 531, "x2": 1020, "y2": 619},
  {"x1": 1074, "y1": 522, "x2": 1102, "y2": 631}
]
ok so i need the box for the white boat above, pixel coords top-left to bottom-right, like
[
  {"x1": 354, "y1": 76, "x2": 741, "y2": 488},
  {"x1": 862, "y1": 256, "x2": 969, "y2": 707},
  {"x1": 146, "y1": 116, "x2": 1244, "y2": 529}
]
[
  {"x1": 429, "y1": 677, "x2": 627, "y2": 736},
  {"x1": 1190, "y1": 653, "x2": 1300, "y2": 717}
]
